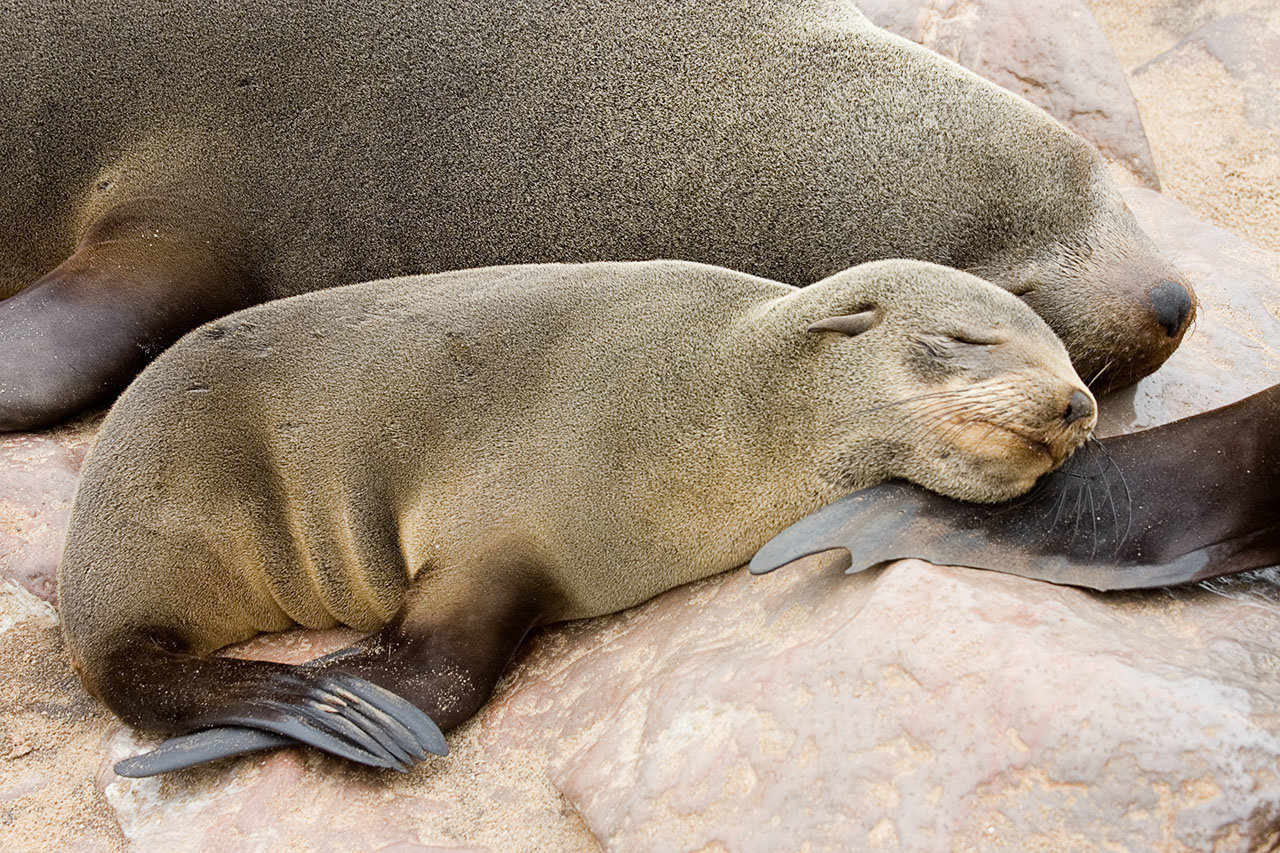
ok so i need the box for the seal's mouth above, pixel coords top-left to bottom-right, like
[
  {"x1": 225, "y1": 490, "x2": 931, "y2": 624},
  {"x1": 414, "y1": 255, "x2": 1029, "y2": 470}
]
[
  {"x1": 1002, "y1": 427, "x2": 1055, "y2": 461},
  {"x1": 970, "y1": 422, "x2": 1053, "y2": 461},
  {"x1": 964, "y1": 419, "x2": 1090, "y2": 470}
]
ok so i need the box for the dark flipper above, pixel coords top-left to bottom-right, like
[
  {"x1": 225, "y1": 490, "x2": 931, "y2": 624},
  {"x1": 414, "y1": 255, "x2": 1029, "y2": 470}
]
[
  {"x1": 115, "y1": 727, "x2": 295, "y2": 777},
  {"x1": 0, "y1": 198, "x2": 255, "y2": 431},
  {"x1": 106, "y1": 555, "x2": 550, "y2": 776},
  {"x1": 752, "y1": 385, "x2": 1280, "y2": 591},
  {"x1": 114, "y1": 670, "x2": 446, "y2": 778}
]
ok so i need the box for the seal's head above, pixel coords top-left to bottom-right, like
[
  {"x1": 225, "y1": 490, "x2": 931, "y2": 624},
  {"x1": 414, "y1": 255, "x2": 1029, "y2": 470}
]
[
  {"x1": 792, "y1": 260, "x2": 1097, "y2": 503},
  {"x1": 957, "y1": 143, "x2": 1196, "y2": 394}
]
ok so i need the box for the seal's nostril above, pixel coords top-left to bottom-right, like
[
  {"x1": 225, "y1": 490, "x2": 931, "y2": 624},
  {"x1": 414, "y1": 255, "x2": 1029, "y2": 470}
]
[
  {"x1": 1064, "y1": 389, "x2": 1094, "y2": 425},
  {"x1": 1151, "y1": 279, "x2": 1192, "y2": 337}
]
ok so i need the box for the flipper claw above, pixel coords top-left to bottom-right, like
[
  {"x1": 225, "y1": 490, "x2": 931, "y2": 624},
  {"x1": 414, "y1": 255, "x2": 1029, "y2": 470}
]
[
  {"x1": 316, "y1": 686, "x2": 425, "y2": 762},
  {"x1": 331, "y1": 673, "x2": 449, "y2": 757},
  {"x1": 265, "y1": 697, "x2": 408, "y2": 770}
]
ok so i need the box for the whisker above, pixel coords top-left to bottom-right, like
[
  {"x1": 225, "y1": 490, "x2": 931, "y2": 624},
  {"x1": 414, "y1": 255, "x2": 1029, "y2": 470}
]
[
  {"x1": 1088, "y1": 359, "x2": 1114, "y2": 387},
  {"x1": 1086, "y1": 440, "x2": 1120, "y2": 551},
  {"x1": 1068, "y1": 458, "x2": 1088, "y2": 545},
  {"x1": 1089, "y1": 438, "x2": 1132, "y2": 554},
  {"x1": 1082, "y1": 443, "x2": 1100, "y2": 560},
  {"x1": 1048, "y1": 469, "x2": 1073, "y2": 528}
]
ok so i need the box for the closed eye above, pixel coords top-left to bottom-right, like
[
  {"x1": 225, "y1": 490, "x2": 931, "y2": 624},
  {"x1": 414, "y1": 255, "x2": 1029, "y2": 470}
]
[
  {"x1": 916, "y1": 333, "x2": 1004, "y2": 359},
  {"x1": 921, "y1": 333, "x2": 1008, "y2": 358},
  {"x1": 917, "y1": 335, "x2": 955, "y2": 359},
  {"x1": 950, "y1": 333, "x2": 1002, "y2": 347}
]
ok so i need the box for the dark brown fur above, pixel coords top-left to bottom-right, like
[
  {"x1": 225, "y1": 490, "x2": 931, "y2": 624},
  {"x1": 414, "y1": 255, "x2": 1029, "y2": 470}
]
[{"x1": 1, "y1": 0, "x2": 1191, "y2": 430}]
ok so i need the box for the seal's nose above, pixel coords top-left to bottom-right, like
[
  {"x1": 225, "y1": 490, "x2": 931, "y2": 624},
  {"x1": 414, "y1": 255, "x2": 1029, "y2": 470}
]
[
  {"x1": 1063, "y1": 389, "x2": 1094, "y2": 426},
  {"x1": 1151, "y1": 279, "x2": 1193, "y2": 337}
]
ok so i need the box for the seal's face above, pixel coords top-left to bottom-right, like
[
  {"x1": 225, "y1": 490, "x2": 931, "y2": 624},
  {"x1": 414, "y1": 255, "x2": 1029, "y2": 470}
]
[
  {"x1": 804, "y1": 261, "x2": 1097, "y2": 504},
  {"x1": 971, "y1": 167, "x2": 1196, "y2": 394},
  {"x1": 895, "y1": 329, "x2": 1097, "y2": 502}
]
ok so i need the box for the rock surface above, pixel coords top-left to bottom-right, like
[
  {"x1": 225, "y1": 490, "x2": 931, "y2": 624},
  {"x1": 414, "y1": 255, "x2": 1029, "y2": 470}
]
[
  {"x1": 0, "y1": 415, "x2": 97, "y2": 604},
  {"x1": 3, "y1": 1, "x2": 1280, "y2": 851},
  {"x1": 1087, "y1": 0, "x2": 1280, "y2": 251},
  {"x1": 1097, "y1": 188, "x2": 1280, "y2": 433},
  {"x1": 857, "y1": 0, "x2": 1162, "y2": 189},
  {"x1": 515, "y1": 558, "x2": 1280, "y2": 851}
]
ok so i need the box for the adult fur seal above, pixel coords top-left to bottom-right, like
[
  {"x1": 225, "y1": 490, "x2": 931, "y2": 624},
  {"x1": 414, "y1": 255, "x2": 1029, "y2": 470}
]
[
  {"x1": 1, "y1": 0, "x2": 1192, "y2": 431},
  {"x1": 58, "y1": 259, "x2": 1097, "y2": 775},
  {"x1": 751, "y1": 384, "x2": 1280, "y2": 590}
]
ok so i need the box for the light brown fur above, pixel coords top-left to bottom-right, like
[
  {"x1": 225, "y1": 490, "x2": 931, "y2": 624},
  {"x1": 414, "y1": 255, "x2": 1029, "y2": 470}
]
[{"x1": 59, "y1": 259, "x2": 1093, "y2": 687}]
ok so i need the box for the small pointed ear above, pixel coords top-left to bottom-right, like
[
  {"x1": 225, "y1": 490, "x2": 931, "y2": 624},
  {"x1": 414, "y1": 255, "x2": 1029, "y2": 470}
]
[{"x1": 808, "y1": 309, "x2": 879, "y2": 338}]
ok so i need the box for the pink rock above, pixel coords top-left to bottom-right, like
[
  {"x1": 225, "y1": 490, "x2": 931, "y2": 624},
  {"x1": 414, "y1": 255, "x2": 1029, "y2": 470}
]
[
  {"x1": 858, "y1": 0, "x2": 1161, "y2": 188},
  {"x1": 1096, "y1": 188, "x2": 1280, "y2": 433},
  {"x1": 102, "y1": 700, "x2": 596, "y2": 851},
  {"x1": 489, "y1": 558, "x2": 1280, "y2": 850},
  {"x1": 0, "y1": 417, "x2": 97, "y2": 603}
]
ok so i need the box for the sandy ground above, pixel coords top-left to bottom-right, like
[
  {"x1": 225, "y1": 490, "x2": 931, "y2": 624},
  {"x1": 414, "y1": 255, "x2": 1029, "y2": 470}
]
[
  {"x1": 1088, "y1": 0, "x2": 1280, "y2": 250},
  {"x1": 0, "y1": 584, "x2": 124, "y2": 850}
]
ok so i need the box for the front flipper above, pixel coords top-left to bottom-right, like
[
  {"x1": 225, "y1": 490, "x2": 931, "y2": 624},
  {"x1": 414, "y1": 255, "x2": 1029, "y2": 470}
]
[
  {"x1": 0, "y1": 198, "x2": 256, "y2": 431},
  {"x1": 752, "y1": 386, "x2": 1280, "y2": 591},
  {"x1": 114, "y1": 670, "x2": 447, "y2": 778},
  {"x1": 748, "y1": 478, "x2": 1207, "y2": 591}
]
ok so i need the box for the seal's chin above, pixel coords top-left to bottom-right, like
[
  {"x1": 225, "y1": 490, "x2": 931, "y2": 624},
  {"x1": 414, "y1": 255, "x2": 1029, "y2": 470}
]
[
  {"x1": 1074, "y1": 337, "x2": 1182, "y2": 395},
  {"x1": 922, "y1": 460, "x2": 1044, "y2": 504},
  {"x1": 989, "y1": 424, "x2": 1055, "y2": 463}
]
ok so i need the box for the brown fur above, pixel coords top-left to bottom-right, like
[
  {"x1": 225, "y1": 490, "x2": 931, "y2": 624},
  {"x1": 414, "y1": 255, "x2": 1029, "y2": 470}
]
[
  {"x1": 58, "y1": 260, "x2": 1094, "y2": 751},
  {"x1": 1, "y1": 0, "x2": 1189, "y2": 430}
]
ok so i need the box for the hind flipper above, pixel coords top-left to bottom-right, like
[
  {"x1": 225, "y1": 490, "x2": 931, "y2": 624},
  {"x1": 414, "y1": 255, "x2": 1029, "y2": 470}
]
[
  {"x1": 0, "y1": 198, "x2": 255, "y2": 431},
  {"x1": 115, "y1": 727, "x2": 294, "y2": 777},
  {"x1": 748, "y1": 480, "x2": 1206, "y2": 591}
]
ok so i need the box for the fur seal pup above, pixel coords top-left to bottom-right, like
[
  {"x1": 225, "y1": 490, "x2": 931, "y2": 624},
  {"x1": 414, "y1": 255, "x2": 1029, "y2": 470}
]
[
  {"x1": 2, "y1": 0, "x2": 1191, "y2": 431},
  {"x1": 751, "y1": 384, "x2": 1280, "y2": 590},
  {"x1": 58, "y1": 259, "x2": 1097, "y2": 776}
]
